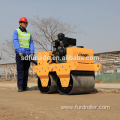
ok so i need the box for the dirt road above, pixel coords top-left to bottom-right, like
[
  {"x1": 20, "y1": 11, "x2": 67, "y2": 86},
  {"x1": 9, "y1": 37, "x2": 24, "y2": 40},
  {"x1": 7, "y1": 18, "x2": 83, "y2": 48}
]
[
  {"x1": 0, "y1": 82, "x2": 120, "y2": 89},
  {"x1": 0, "y1": 88, "x2": 120, "y2": 120}
]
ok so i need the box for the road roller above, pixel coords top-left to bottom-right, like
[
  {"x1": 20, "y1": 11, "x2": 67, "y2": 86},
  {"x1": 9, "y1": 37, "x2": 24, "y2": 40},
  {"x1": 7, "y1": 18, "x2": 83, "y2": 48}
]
[{"x1": 32, "y1": 33, "x2": 101, "y2": 94}]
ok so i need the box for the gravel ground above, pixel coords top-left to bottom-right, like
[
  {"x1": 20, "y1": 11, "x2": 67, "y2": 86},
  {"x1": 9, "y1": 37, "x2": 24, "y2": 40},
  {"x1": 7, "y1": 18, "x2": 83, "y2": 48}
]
[
  {"x1": 0, "y1": 88, "x2": 120, "y2": 120},
  {"x1": 0, "y1": 82, "x2": 120, "y2": 92},
  {"x1": 0, "y1": 80, "x2": 120, "y2": 120}
]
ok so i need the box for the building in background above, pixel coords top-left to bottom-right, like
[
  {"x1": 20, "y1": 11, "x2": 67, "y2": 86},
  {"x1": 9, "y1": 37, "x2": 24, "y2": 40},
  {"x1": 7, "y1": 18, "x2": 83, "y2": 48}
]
[
  {"x1": 0, "y1": 62, "x2": 35, "y2": 80},
  {"x1": 94, "y1": 51, "x2": 120, "y2": 75}
]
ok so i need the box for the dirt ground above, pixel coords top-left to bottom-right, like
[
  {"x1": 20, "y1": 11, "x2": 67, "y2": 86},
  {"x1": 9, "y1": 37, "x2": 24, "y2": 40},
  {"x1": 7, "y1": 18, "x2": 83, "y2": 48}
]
[
  {"x1": 0, "y1": 78, "x2": 119, "y2": 83},
  {"x1": 0, "y1": 87, "x2": 120, "y2": 120}
]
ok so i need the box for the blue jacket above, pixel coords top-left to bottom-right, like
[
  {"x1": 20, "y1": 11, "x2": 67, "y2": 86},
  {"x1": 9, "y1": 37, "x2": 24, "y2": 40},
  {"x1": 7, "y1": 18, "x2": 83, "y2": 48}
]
[{"x1": 13, "y1": 27, "x2": 35, "y2": 55}]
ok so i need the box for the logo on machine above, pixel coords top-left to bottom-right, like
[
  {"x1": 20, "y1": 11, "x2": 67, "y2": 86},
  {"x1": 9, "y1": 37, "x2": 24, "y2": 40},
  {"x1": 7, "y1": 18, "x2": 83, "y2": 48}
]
[{"x1": 78, "y1": 53, "x2": 89, "y2": 57}]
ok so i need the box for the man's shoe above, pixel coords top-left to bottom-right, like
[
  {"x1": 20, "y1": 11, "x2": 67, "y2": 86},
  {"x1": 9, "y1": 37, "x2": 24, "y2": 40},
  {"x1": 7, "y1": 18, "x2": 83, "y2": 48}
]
[
  {"x1": 18, "y1": 88, "x2": 23, "y2": 92},
  {"x1": 24, "y1": 87, "x2": 32, "y2": 91}
]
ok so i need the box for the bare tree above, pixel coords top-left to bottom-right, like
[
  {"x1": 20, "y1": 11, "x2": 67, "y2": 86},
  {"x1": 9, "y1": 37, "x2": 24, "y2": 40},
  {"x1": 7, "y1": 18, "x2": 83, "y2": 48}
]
[
  {"x1": 0, "y1": 52, "x2": 5, "y2": 60},
  {"x1": 30, "y1": 17, "x2": 79, "y2": 51},
  {"x1": 0, "y1": 39, "x2": 15, "y2": 59}
]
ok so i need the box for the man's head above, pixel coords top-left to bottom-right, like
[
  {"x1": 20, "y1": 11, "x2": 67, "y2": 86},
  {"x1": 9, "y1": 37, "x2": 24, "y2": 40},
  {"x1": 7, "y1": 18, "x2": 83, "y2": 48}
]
[{"x1": 19, "y1": 17, "x2": 28, "y2": 29}]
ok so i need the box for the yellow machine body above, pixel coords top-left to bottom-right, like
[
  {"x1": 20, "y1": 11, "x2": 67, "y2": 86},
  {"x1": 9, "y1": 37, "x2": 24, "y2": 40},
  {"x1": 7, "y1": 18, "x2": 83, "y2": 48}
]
[{"x1": 33, "y1": 47, "x2": 101, "y2": 88}]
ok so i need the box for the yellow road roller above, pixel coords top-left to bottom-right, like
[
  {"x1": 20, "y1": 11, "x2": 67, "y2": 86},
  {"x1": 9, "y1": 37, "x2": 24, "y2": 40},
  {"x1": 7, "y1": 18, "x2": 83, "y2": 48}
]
[{"x1": 32, "y1": 33, "x2": 100, "y2": 94}]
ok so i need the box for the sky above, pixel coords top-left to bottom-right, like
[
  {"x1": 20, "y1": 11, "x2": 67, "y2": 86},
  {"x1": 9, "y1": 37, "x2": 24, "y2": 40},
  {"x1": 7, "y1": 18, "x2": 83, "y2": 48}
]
[{"x1": 0, "y1": 0, "x2": 120, "y2": 63}]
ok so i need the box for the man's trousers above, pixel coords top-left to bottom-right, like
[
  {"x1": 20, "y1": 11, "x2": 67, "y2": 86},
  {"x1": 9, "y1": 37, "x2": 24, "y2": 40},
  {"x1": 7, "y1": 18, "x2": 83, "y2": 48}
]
[{"x1": 16, "y1": 54, "x2": 30, "y2": 89}]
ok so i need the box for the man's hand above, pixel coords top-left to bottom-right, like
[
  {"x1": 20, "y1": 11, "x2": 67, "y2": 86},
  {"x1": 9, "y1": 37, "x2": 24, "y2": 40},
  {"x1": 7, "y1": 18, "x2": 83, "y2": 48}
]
[
  {"x1": 19, "y1": 53, "x2": 23, "y2": 57},
  {"x1": 30, "y1": 53, "x2": 34, "y2": 57}
]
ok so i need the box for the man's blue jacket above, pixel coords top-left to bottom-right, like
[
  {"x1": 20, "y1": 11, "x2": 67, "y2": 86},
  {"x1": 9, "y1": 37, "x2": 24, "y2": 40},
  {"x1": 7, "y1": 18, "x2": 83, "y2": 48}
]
[{"x1": 13, "y1": 27, "x2": 35, "y2": 55}]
